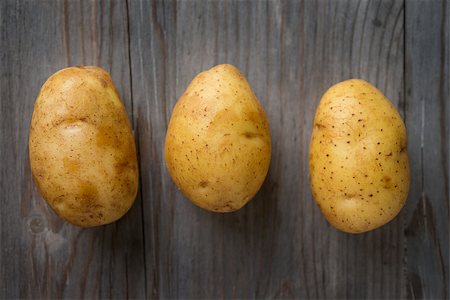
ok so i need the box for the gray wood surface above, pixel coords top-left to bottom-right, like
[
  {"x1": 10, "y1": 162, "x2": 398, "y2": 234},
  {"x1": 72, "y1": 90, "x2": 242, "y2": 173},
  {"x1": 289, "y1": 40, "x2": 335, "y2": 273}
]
[
  {"x1": 0, "y1": 0, "x2": 448, "y2": 299},
  {"x1": 405, "y1": 0, "x2": 449, "y2": 298}
]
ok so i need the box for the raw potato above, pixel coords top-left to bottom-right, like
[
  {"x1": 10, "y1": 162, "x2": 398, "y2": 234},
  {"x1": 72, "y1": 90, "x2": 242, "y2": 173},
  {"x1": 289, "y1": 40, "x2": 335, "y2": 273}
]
[
  {"x1": 165, "y1": 64, "x2": 271, "y2": 212},
  {"x1": 29, "y1": 66, "x2": 138, "y2": 227},
  {"x1": 309, "y1": 79, "x2": 410, "y2": 233}
]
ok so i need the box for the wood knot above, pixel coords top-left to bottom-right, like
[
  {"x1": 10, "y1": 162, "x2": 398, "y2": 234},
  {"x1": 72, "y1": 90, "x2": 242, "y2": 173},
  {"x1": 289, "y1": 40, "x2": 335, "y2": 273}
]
[{"x1": 27, "y1": 215, "x2": 46, "y2": 234}]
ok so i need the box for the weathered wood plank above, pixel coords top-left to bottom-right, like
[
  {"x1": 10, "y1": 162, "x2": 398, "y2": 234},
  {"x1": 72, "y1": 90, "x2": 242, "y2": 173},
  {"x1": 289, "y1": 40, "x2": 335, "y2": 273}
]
[
  {"x1": 404, "y1": 0, "x2": 449, "y2": 298},
  {"x1": 129, "y1": 0, "x2": 405, "y2": 298},
  {"x1": 0, "y1": 0, "x2": 145, "y2": 298}
]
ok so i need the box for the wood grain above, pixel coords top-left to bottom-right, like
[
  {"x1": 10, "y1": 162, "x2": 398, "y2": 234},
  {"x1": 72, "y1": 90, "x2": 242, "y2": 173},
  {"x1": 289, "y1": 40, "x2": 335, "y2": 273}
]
[
  {"x1": 0, "y1": 0, "x2": 448, "y2": 299},
  {"x1": 404, "y1": 0, "x2": 449, "y2": 298}
]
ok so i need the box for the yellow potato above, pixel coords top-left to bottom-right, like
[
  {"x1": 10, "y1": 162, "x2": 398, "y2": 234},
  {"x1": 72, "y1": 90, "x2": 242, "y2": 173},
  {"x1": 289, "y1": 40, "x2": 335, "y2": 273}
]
[
  {"x1": 309, "y1": 79, "x2": 409, "y2": 233},
  {"x1": 165, "y1": 64, "x2": 271, "y2": 212},
  {"x1": 29, "y1": 66, "x2": 138, "y2": 227}
]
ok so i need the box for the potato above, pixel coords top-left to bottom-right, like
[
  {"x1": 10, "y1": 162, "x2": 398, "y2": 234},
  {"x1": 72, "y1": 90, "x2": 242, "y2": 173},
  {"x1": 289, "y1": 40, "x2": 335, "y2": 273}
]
[
  {"x1": 309, "y1": 79, "x2": 409, "y2": 233},
  {"x1": 29, "y1": 66, "x2": 138, "y2": 227},
  {"x1": 165, "y1": 64, "x2": 271, "y2": 212}
]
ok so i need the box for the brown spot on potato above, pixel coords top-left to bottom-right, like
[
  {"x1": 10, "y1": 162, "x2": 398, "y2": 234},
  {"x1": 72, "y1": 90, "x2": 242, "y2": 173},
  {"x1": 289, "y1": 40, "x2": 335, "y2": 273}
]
[
  {"x1": 79, "y1": 181, "x2": 99, "y2": 206},
  {"x1": 199, "y1": 180, "x2": 209, "y2": 188},
  {"x1": 382, "y1": 175, "x2": 392, "y2": 189},
  {"x1": 114, "y1": 159, "x2": 133, "y2": 174},
  {"x1": 99, "y1": 77, "x2": 108, "y2": 88},
  {"x1": 242, "y1": 132, "x2": 260, "y2": 139},
  {"x1": 315, "y1": 123, "x2": 326, "y2": 129},
  {"x1": 63, "y1": 157, "x2": 80, "y2": 173},
  {"x1": 52, "y1": 194, "x2": 67, "y2": 207},
  {"x1": 96, "y1": 126, "x2": 120, "y2": 148}
]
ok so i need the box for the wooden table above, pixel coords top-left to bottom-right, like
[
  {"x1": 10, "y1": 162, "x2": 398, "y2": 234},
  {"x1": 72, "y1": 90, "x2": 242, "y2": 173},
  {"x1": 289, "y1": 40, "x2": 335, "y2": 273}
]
[{"x1": 1, "y1": 0, "x2": 448, "y2": 298}]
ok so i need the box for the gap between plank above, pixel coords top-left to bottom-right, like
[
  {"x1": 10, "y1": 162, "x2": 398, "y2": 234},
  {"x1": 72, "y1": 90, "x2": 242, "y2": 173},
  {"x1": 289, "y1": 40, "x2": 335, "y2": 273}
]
[
  {"x1": 402, "y1": 1, "x2": 407, "y2": 298},
  {"x1": 125, "y1": 0, "x2": 148, "y2": 298}
]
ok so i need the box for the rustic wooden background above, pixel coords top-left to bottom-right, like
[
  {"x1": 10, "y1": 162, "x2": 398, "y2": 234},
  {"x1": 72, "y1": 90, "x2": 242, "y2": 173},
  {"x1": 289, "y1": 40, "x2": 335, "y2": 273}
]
[{"x1": 0, "y1": 0, "x2": 448, "y2": 299}]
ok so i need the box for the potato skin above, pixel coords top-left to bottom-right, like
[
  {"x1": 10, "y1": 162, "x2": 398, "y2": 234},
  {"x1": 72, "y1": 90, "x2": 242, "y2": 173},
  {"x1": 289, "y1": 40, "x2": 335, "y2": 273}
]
[
  {"x1": 29, "y1": 66, "x2": 138, "y2": 227},
  {"x1": 165, "y1": 64, "x2": 271, "y2": 212},
  {"x1": 309, "y1": 79, "x2": 409, "y2": 233}
]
